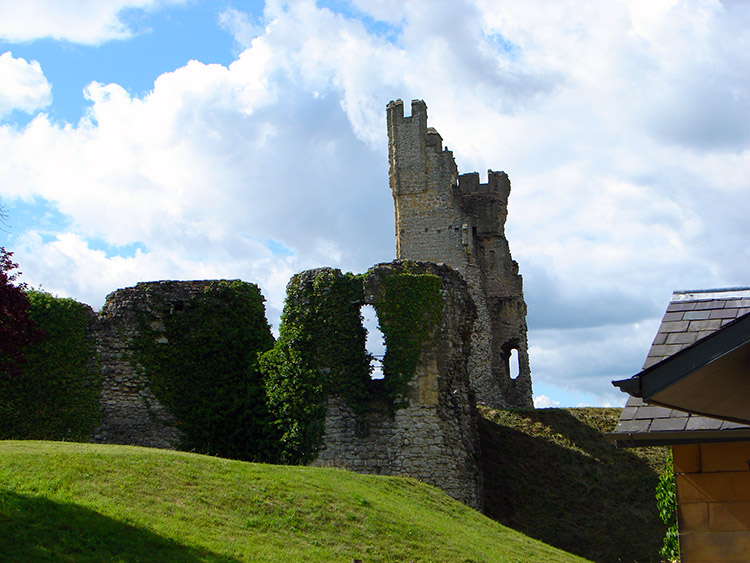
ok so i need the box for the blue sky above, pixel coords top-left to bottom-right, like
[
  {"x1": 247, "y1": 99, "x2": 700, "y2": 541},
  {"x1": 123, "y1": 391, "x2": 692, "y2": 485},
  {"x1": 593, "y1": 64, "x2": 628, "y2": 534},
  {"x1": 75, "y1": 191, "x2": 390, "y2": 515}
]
[{"x1": 1, "y1": 0, "x2": 749, "y2": 408}]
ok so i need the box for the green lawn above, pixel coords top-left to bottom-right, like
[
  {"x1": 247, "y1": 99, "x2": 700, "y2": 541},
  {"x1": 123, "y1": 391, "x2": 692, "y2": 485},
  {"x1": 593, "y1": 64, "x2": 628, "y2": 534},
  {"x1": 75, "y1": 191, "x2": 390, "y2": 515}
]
[{"x1": 0, "y1": 441, "x2": 590, "y2": 562}]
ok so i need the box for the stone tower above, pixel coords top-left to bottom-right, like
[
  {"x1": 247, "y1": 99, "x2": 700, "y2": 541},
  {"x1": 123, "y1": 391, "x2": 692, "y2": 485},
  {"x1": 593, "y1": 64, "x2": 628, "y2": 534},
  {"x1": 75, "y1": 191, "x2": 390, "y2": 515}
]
[{"x1": 387, "y1": 99, "x2": 532, "y2": 408}]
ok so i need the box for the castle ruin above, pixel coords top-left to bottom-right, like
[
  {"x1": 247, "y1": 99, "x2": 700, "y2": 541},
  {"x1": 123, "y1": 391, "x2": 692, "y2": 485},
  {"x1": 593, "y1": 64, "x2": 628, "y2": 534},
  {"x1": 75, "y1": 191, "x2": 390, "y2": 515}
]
[
  {"x1": 33, "y1": 99, "x2": 533, "y2": 510},
  {"x1": 387, "y1": 99, "x2": 532, "y2": 409}
]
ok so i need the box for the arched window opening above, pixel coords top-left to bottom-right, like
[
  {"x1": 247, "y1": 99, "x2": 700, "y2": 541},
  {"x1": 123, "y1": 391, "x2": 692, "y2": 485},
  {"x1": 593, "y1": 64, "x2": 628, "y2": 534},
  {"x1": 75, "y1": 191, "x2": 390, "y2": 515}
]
[
  {"x1": 361, "y1": 304, "x2": 385, "y2": 379},
  {"x1": 509, "y1": 348, "x2": 520, "y2": 380}
]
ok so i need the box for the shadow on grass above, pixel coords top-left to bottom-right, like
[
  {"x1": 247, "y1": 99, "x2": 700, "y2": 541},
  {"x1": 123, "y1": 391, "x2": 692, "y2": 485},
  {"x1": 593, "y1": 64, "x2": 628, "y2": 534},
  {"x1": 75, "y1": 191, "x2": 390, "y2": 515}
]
[
  {"x1": 0, "y1": 490, "x2": 238, "y2": 562},
  {"x1": 479, "y1": 408, "x2": 667, "y2": 563}
]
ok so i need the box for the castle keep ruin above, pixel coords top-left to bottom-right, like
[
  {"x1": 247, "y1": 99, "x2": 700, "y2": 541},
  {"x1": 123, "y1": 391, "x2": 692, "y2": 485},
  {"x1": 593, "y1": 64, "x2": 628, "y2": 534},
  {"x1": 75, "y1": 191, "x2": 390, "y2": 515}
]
[
  {"x1": 26, "y1": 99, "x2": 532, "y2": 509},
  {"x1": 387, "y1": 99, "x2": 532, "y2": 408}
]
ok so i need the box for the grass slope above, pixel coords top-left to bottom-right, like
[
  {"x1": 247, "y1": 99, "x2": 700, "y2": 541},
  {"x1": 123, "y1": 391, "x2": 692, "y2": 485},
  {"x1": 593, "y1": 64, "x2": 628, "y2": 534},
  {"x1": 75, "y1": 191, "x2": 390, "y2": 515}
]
[
  {"x1": 0, "y1": 441, "x2": 589, "y2": 563},
  {"x1": 478, "y1": 407, "x2": 668, "y2": 563}
]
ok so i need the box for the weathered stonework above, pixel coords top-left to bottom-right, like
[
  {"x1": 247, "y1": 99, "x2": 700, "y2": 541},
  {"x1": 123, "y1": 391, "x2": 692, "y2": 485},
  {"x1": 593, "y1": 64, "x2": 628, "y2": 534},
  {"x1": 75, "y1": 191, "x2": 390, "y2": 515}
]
[
  {"x1": 43, "y1": 99, "x2": 532, "y2": 510},
  {"x1": 90, "y1": 280, "x2": 218, "y2": 447},
  {"x1": 387, "y1": 99, "x2": 533, "y2": 408},
  {"x1": 311, "y1": 261, "x2": 483, "y2": 509}
]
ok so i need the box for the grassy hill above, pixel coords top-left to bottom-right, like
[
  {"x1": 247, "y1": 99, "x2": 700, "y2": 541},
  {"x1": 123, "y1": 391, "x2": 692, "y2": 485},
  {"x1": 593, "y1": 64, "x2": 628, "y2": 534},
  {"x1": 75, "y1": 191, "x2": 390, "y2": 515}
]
[
  {"x1": 0, "y1": 440, "x2": 589, "y2": 563},
  {"x1": 478, "y1": 407, "x2": 669, "y2": 563},
  {"x1": 1, "y1": 408, "x2": 667, "y2": 563}
]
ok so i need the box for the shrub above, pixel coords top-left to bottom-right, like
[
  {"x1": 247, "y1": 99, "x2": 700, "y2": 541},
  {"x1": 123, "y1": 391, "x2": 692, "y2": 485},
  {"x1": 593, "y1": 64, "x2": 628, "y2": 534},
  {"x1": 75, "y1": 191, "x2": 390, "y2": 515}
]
[
  {"x1": 0, "y1": 290, "x2": 99, "y2": 440},
  {"x1": 0, "y1": 247, "x2": 43, "y2": 376}
]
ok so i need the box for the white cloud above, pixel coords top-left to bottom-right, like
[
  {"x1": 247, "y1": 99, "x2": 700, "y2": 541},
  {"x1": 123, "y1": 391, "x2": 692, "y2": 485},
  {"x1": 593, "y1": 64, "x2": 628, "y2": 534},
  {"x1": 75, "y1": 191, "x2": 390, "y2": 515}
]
[
  {"x1": 0, "y1": 52, "x2": 51, "y2": 116},
  {"x1": 533, "y1": 395, "x2": 560, "y2": 409},
  {"x1": 0, "y1": 0, "x2": 185, "y2": 45}
]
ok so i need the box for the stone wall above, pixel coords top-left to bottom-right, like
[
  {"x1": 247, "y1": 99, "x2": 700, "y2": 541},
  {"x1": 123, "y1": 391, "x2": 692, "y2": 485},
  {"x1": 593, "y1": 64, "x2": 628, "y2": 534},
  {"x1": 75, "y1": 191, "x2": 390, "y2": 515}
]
[
  {"x1": 387, "y1": 99, "x2": 532, "y2": 408},
  {"x1": 311, "y1": 261, "x2": 483, "y2": 510},
  {"x1": 90, "y1": 280, "x2": 217, "y2": 447}
]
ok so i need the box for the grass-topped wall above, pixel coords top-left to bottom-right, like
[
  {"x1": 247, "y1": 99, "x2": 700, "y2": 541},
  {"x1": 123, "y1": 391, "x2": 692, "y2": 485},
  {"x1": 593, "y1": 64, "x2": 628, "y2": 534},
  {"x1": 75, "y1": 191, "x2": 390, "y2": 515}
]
[{"x1": 0, "y1": 290, "x2": 99, "y2": 441}]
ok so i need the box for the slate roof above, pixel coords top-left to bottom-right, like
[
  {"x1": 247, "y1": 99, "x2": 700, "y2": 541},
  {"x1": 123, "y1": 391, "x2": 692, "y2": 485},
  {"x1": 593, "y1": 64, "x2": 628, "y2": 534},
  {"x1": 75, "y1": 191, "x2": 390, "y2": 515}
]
[{"x1": 608, "y1": 288, "x2": 750, "y2": 447}]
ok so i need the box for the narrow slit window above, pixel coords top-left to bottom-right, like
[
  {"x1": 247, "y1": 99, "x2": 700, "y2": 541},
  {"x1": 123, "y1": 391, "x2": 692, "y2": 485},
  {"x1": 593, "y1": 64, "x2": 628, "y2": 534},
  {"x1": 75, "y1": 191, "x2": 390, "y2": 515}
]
[
  {"x1": 509, "y1": 348, "x2": 520, "y2": 380},
  {"x1": 362, "y1": 304, "x2": 385, "y2": 379}
]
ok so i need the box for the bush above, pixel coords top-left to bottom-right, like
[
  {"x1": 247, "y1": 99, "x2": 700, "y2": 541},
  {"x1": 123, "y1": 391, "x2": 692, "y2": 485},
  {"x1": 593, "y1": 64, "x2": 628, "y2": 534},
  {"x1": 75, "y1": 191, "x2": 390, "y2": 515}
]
[
  {"x1": 0, "y1": 290, "x2": 99, "y2": 440},
  {"x1": 0, "y1": 247, "x2": 43, "y2": 376}
]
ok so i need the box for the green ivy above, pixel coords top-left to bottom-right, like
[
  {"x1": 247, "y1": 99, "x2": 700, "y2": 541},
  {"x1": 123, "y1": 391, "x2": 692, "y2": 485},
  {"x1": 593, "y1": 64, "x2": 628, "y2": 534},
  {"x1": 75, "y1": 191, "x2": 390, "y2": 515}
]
[
  {"x1": 260, "y1": 266, "x2": 445, "y2": 463},
  {"x1": 134, "y1": 280, "x2": 278, "y2": 462},
  {"x1": 0, "y1": 290, "x2": 99, "y2": 441},
  {"x1": 260, "y1": 269, "x2": 371, "y2": 464},
  {"x1": 656, "y1": 448, "x2": 679, "y2": 562},
  {"x1": 374, "y1": 271, "x2": 443, "y2": 408}
]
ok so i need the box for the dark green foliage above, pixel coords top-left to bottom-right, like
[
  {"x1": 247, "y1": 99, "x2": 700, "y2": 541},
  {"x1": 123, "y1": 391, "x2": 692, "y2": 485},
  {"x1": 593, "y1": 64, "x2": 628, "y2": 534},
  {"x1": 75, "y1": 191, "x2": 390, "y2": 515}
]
[
  {"x1": 0, "y1": 290, "x2": 99, "y2": 440},
  {"x1": 260, "y1": 267, "x2": 446, "y2": 463},
  {"x1": 260, "y1": 270, "x2": 371, "y2": 463},
  {"x1": 135, "y1": 280, "x2": 277, "y2": 462},
  {"x1": 373, "y1": 271, "x2": 443, "y2": 407},
  {"x1": 656, "y1": 449, "x2": 679, "y2": 562}
]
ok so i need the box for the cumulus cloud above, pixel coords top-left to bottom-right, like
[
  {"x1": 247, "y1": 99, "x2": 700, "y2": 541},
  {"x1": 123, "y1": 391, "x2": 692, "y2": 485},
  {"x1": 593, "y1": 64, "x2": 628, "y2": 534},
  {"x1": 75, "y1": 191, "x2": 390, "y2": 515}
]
[
  {"x1": 0, "y1": 0, "x2": 185, "y2": 45},
  {"x1": 533, "y1": 395, "x2": 561, "y2": 409},
  {"x1": 1, "y1": 0, "x2": 749, "y2": 405},
  {"x1": 0, "y1": 52, "x2": 51, "y2": 115}
]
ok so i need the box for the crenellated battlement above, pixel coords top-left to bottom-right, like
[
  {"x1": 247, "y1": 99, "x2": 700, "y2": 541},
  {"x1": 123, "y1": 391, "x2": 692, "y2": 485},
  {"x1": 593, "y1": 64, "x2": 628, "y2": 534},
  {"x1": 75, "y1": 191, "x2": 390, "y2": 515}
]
[{"x1": 455, "y1": 170, "x2": 509, "y2": 196}]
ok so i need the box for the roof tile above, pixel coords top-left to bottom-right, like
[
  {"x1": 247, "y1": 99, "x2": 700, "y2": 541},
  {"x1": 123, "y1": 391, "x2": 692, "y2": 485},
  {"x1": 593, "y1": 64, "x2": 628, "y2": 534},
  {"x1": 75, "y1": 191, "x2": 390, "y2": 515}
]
[
  {"x1": 649, "y1": 344, "x2": 685, "y2": 357},
  {"x1": 615, "y1": 419, "x2": 651, "y2": 433},
  {"x1": 633, "y1": 406, "x2": 673, "y2": 419},
  {"x1": 686, "y1": 417, "x2": 724, "y2": 431},
  {"x1": 709, "y1": 309, "x2": 739, "y2": 319},
  {"x1": 665, "y1": 332, "x2": 699, "y2": 346},
  {"x1": 659, "y1": 321, "x2": 690, "y2": 333},
  {"x1": 688, "y1": 319, "x2": 722, "y2": 332},
  {"x1": 683, "y1": 310, "x2": 711, "y2": 320},
  {"x1": 667, "y1": 302, "x2": 698, "y2": 312},
  {"x1": 650, "y1": 417, "x2": 689, "y2": 432},
  {"x1": 694, "y1": 300, "x2": 726, "y2": 310},
  {"x1": 663, "y1": 311, "x2": 685, "y2": 322}
]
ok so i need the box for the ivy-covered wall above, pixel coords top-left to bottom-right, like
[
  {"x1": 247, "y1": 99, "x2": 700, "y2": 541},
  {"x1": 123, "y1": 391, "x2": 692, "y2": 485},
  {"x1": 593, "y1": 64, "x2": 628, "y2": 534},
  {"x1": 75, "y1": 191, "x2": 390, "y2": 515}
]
[
  {"x1": 0, "y1": 290, "x2": 99, "y2": 441},
  {"x1": 260, "y1": 268, "x2": 371, "y2": 464},
  {"x1": 314, "y1": 261, "x2": 483, "y2": 509},
  {"x1": 134, "y1": 280, "x2": 277, "y2": 462},
  {"x1": 261, "y1": 260, "x2": 482, "y2": 508},
  {"x1": 370, "y1": 265, "x2": 444, "y2": 408},
  {"x1": 259, "y1": 264, "x2": 447, "y2": 464}
]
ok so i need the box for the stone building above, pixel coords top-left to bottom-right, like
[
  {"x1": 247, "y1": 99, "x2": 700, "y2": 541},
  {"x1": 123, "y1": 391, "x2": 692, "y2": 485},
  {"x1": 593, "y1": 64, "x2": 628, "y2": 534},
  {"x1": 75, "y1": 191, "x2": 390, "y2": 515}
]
[{"x1": 387, "y1": 99, "x2": 532, "y2": 408}]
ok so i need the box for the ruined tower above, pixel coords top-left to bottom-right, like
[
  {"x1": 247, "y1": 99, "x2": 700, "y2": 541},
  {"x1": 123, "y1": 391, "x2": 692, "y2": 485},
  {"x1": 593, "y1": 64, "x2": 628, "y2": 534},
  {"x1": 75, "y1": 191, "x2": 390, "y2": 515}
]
[{"x1": 387, "y1": 99, "x2": 532, "y2": 408}]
